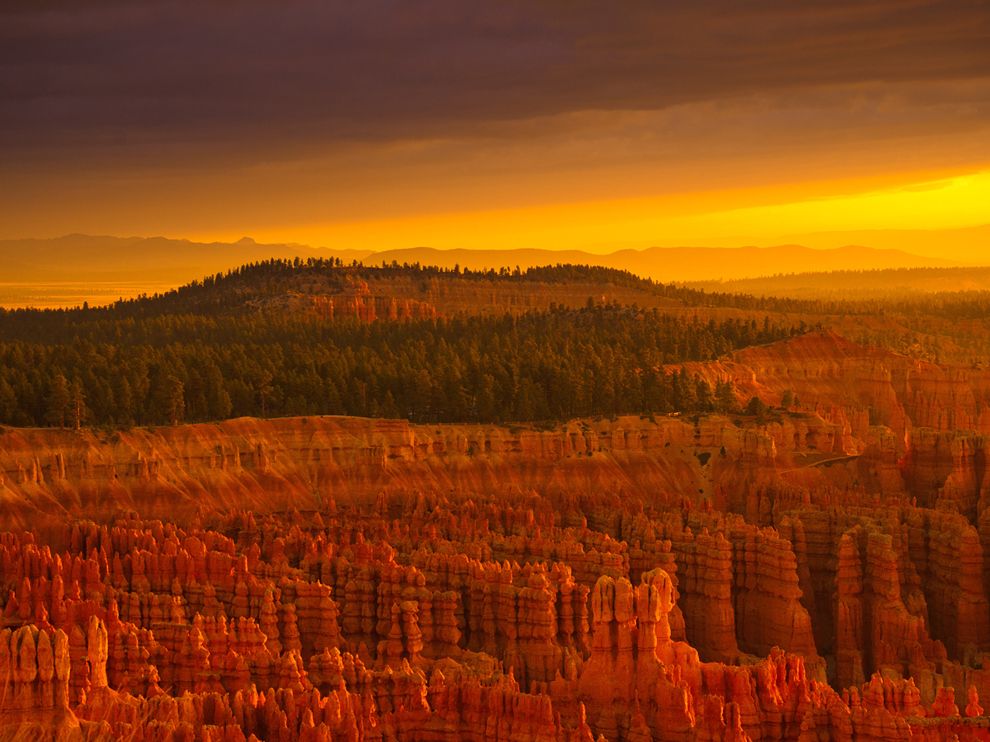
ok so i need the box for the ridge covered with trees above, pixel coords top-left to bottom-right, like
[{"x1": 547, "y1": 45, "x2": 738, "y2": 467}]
[
  {"x1": 0, "y1": 259, "x2": 844, "y2": 319},
  {"x1": 0, "y1": 263, "x2": 811, "y2": 428}
]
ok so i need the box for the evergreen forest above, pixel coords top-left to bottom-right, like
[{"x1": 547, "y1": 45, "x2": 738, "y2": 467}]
[{"x1": 0, "y1": 262, "x2": 812, "y2": 427}]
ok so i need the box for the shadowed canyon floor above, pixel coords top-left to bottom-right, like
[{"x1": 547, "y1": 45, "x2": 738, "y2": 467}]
[{"x1": 5, "y1": 333, "x2": 990, "y2": 739}]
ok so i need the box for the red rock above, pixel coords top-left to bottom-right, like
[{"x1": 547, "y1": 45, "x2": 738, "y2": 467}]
[{"x1": 2, "y1": 354, "x2": 990, "y2": 740}]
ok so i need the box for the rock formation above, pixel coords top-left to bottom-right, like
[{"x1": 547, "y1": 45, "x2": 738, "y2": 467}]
[{"x1": 5, "y1": 332, "x2": 990, "y2": 739}]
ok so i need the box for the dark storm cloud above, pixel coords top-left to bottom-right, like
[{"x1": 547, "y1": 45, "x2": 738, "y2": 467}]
[{"x1": 1, "y1": 0, "x2": 988, "y2": 169}]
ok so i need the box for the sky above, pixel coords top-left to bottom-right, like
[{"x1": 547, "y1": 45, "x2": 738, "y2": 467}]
[{"x1": 1, "y1": 0, "x2": 989, "y2": 256}]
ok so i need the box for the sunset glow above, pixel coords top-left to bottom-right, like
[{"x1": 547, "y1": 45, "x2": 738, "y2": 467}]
[
  {"x1": 221, "y1": 168, "x2": 990, "y2": 255},
  {"x1": 2, "y1": 2, "x2": 987, "y2": 261}
]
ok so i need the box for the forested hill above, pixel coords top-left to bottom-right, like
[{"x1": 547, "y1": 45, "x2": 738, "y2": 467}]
[
  {"x1": 11, "y1": 260, "x2": 990, "y2": 430},
  {"x1": 0, "y1": 259, "x2": 833, "y2": 321},
  {"x1": 0, "y1": 262, "x2": 815, "y2": 428}
]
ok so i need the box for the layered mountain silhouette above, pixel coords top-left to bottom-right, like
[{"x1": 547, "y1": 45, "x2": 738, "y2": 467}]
[
  {"x1": 1, "y1": 233, "x2": 971, "y2": 291},
  {"x1": 0, "y1": 234, "x2": 368, "y2": 284},
  {"x1": 367, "y1": 243, "x2": 963, "y2": 281}
]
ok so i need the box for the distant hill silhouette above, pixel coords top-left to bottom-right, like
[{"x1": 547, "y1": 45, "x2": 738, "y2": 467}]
[
  {"x1": 686, "y1": 266, "x2": 990, "y2": 300},
  {"x1": 0, "y1": 234, "x2": 970, "y2": 307},
  {"x1": 0, "y1": 234, "x2": 370, "y2": 283},
  {"x1": 368, "y1": 244, "x2": 962, "y2": 281},
  {"x1": 779, "y1": 223, "x2": 990, "y2": 262}
]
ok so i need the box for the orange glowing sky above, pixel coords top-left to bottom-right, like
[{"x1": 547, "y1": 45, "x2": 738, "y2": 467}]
[{"x1": 1, "y1": 2, "x2": 988, "y2": 259}]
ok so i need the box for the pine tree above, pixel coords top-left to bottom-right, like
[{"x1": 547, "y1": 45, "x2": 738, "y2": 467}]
[
  {"x1": 745, "y1": 396, "x2": 767, "y2": 418},
  {"x1": 715, "y1": 380, "x2": 736, "y2": 413},
  {"x1": 695, "y1": 378, "x2": 714, "y2": 412},
  {"x1": 0, "y1": 377, "x2": 16, "y2": 423},
  {"x1": 70, "y1": 377, "x2": 87, "y2": 430},
  {"x1": 46, "y1": 373, "x2": 71, "y2": 428},
  {"x1": 255, "y1": 370, "x2": 274, "y2": 418},
  {"x1": 115, "y1": 377, "x2": 135, "y2": 426},
  {"x1": 165, "y1": 375, "x2": 185, "y2": 425}
]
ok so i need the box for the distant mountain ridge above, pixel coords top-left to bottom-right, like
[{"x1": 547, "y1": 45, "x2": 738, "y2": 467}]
[
  {"x1": 368, "y1": 243, "x2": 964, "y2": 281},
  {"x1": 1, "y1": 234, "x2": 964, "y2": 281},
  {"x1": 0, "y1": 233, "x2": 972, "y2": 308},
  {"x1": 0, "y1": 233, "x2": 370, "y2": 283},
  {"x1": 779, "y1": 223, "x2": 990, "y2": 261},
  {"x1": 686, "y1": 266, "x2": 990, "y2": 301}
]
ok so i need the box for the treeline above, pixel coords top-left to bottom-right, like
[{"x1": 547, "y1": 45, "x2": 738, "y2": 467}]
[
  {"x1": 0, "y1": 259, "x2": 846, "y2": 321},
  {"x1": 0, "y1": 305, "x2": 805, "y2": 427},
  {"x1": 7, "y1": 260, "x2": 987, "y2": 327},
  {"x1": 0, "y1": 261, "x2": 673, "y2": 320}
]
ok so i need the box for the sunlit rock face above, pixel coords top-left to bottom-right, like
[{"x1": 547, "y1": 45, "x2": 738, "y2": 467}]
[{"x1": 6, "y1": 333, "x2": 990, "y2": 740}]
